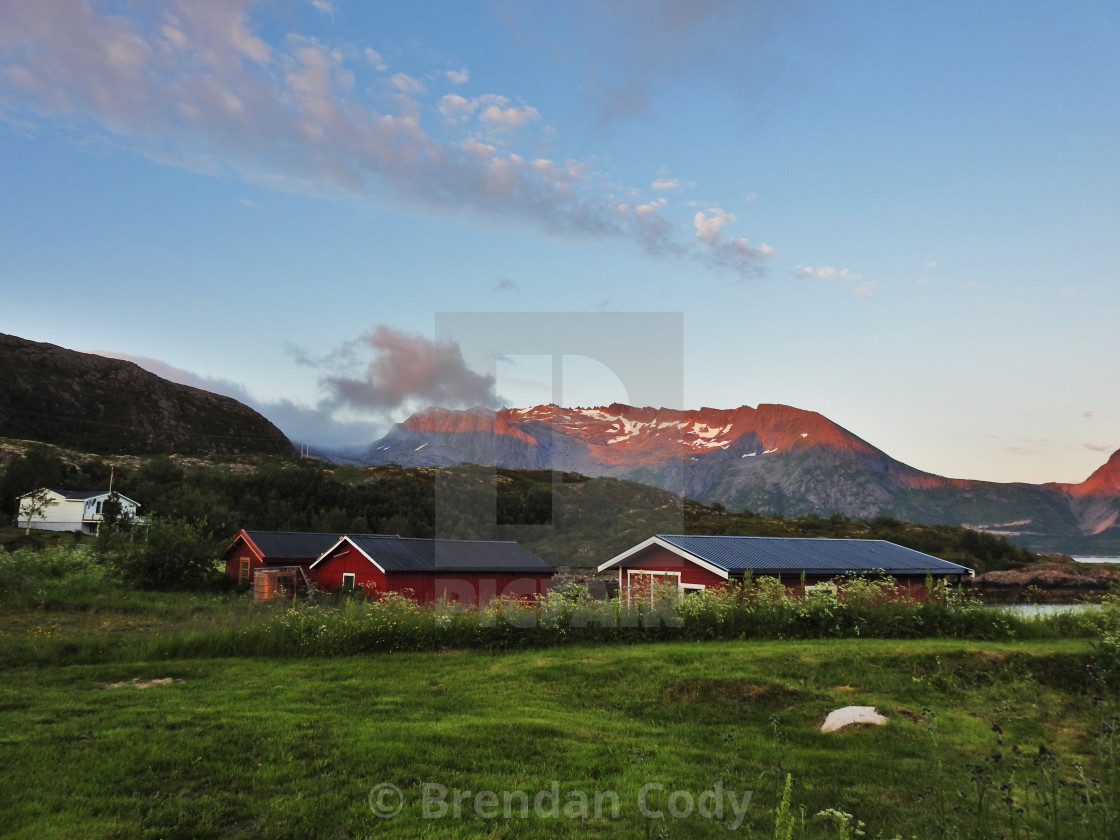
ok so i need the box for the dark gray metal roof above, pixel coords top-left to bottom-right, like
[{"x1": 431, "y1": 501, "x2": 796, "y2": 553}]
[
  {"x1": 52, "y1": 489, "x2": 103, "y2": 500},
  {"x1": 240, "y1": 530, "x2": 342, "y2": 561},
  {"x1": 655, "y1": 535, "x2": 971, "y2": 576},
  {"x1": 342, "y1": 535, "x2": 554, "y2": 574},
  {"x1": 35, "y1": 488, "x2": 141, "y2": 505}
]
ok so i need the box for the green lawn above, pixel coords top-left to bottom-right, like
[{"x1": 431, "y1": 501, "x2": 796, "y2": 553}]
[{"x1": 0, "y1": 636, "x2": 1111, "y2": 839}]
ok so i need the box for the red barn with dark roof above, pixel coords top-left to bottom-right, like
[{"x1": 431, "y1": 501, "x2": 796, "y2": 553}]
[
  {"x1": 310, "y1": 535, "x2": 554, "y2": 604},
  {"x1": 223, "y1": 530, "x2": 341, "y2": 585},
  {"x1": 599, "y1": 534, "x2": 973, "y2": 601}
]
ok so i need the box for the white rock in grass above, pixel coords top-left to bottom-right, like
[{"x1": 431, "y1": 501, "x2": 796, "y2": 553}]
[{"x1": 820, "y1": 706, "x2": 888, "y2": 733}]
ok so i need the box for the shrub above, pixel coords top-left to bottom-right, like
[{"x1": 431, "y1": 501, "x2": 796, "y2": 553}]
[
  {"x1": 102, "y1": 517, "x2": 224, "y2": 591},
  {"x1": 0, "y1": 544, "x2": 115, "y2": 607}
]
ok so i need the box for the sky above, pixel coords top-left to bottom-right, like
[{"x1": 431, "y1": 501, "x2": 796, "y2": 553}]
[{"x1": 1, "y1": 0, "x2": 1118, "y2": 485}]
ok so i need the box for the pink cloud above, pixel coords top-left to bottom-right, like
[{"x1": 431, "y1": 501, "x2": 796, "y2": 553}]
[{"x1": 0, "y1": 0, "x2": 773, "y2": 277}]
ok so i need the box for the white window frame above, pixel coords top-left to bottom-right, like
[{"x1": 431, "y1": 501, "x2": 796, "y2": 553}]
[
  {"x1": 342, "y1": 572, "x2": 356, "y2": 590},
  {"x1": 626, "y1": 569, "x2": 695, "y2": 602}
]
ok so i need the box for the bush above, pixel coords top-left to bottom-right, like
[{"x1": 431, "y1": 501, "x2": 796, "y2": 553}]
[{"x1": 102, "y1": 517, "x2": 224, "y2": 591}]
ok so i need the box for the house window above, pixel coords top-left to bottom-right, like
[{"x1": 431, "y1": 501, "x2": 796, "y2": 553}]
[
  {"x1": 626, "y1": 570, "x2": 682, "y2": 602},
  {"x1": 239, "y1": 559, "x2": 250, "y2": 584},
  {"x1": 342, "y1": 573, "x2": 356, "y2": 590}
]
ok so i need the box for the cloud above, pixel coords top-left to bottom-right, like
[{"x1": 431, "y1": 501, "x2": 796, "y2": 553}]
[
  {"x1": 794, "y1": 265, "x2": 863, "y2": 281},
  {"x1": 437, "y1": 93, "x2": 475, "y2": 124},
  {"x1": 1084, "y1": 442, "x2": 1115, "y2": 452},
  {"x1": 495, "y1": 278, "x2": 518, "y2": 292},
  {"x1": 88, "y1": 351, "x2": 380, "y2": 448},
  {"x1": 690, "y1": 208, "x2": 773, "y2": 273},
  {"x1": 693, "y1": 208, "x2": 735, "y2": 244},
  {"x1": 445, "y1": 68, "x2": 469, "y2": 84},
  {"x1": 388, "y1": 73, "x2": 425, "y2": 95},
  {"x1": 795, "y1": 264, "x2": 871, "y2": 294},
  {"x1": 651, "y1": 177, "x2": 681, "y2": 191},
  {"x1": 322, "y1": 326, "x2": 503, "y2": 415},
  {"x1": 438, "y1": 93, "x2": 539, "y2": 132},
  {"x1": 478, "y1": 99, "x2": 540, "y2": 131},
  {"x1": 363, "y1": 47, "x2": 387, "y2": 71},
  {"x1": 0, "y1": 0, "x2": 773, "y2": 278},
  {"x1": 91, "y1": 327, "x2": 504, "y2": 447}
]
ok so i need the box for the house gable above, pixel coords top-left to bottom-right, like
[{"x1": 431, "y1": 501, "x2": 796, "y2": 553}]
[{"x1": 597, "y1": 535, "x2": 730, "y2": 579}]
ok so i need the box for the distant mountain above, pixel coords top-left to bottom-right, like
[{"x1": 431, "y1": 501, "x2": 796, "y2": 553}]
[
  {"x1": 0, "y1": 333, "x2": 293, "y2": 457},
  {"x1": 1048, "y1": 449, "x2": 1120, "y2": 540},
  {"x1": 356, "y1": 403, "x2": 1120, "y2": 553}
]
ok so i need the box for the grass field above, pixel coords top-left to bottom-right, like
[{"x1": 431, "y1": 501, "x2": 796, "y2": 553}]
[{"x1": 1, "y1": 626, "x2": 1115, "y2": 839}]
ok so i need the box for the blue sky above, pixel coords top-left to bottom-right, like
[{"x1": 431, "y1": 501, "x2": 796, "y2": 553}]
[{"x1": 1, "y1": 0, "x2": 1118, "y2": 484}]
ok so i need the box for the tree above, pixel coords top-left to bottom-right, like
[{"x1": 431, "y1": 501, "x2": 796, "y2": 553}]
[
  {"x1": 99, "y1": 491, "x2": 131, "y2": 530},
  {"x1": 19, "y1": 488, "x2": 53, "y2": 535},
  {"x1": 0, "y1": 446, "x2": 66, "y2": 518},
  {"x1": 94, "y1": 492, "x2": 135, "y2": 556}
]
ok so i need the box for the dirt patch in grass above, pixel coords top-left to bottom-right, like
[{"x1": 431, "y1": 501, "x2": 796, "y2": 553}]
[
  {"x1": 105, "y1": 677, "x2": 180, "y2": 690},
  {"x1": 666, "y1": 678, "x2": 797, "y2": 707}
]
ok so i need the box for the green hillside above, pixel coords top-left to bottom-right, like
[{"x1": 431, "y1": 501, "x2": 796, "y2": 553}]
[{"x1": 1, "y1": 440, "x2": 1043, "y2": 573}]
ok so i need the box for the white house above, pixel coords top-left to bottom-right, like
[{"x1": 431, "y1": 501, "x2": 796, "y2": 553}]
[{"x1": 16, "y1": 489, "x2": 141, "y2": 535}]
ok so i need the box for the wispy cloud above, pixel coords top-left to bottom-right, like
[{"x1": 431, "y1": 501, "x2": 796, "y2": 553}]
[
  {"x1": 793, "y1": 265, "x2": 872, "y2": 296},
  {"x1": 691, "y1": 207, "x2": 773, "y2": 273},
  {"x1": 1084, "y1": 442, "x2": 1115, "y2": 452},
  {"x1": 794, "y1": 265, "x2": 862, "y2": 280},
  {"x1": 0, "y1": 0, "x2": 773, "y2": 277},
  {"x1": 91, "y1": 325, "x2": 503, "y2": 447},
  {"x1": 88, "y1": 350, "x2": 380, "y2": 448}
]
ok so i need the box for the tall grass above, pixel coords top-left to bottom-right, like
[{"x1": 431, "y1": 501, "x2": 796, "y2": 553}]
[
  {"x1": 6, "y1": 548, "x2": 1119, "y2": 666},
  {"x1": 60, "y1": 579, "x2": 1120, "y2": 665},
  {"x1": 0, "y1": 544, "x2": 117, "y2": 609}
]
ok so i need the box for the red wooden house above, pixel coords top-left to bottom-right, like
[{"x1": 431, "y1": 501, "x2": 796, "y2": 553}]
[
  {"x1": 310, "y1": 535, "x2": 555, "y2": 604},
  {"x1": 598, "y1": 534, "x2": 972, "y2": 601},
  {"x1": 223, "y1": 530, "x2": 341, "y2": 585}
]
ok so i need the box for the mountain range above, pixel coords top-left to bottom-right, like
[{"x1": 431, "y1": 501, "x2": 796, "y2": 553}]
[
  {"x1": 354, "y1": 403, "x2": 1120, "y2": 554},
  {"x1": 2, "y1": 331, "x2": 1116, "y2": 554}
]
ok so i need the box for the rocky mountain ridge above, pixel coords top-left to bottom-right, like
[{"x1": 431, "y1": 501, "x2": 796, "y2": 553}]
[{"x1": 0, "y1": 333, "x2": 293, "y2": 457}]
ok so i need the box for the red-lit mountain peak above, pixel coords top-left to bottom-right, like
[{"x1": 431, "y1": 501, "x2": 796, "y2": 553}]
[
  {"x1": 1066, "y1": 448, "x2": 1120, "y2": 498},
  {"x1": 500, "y1": 402, "x2": 877, "y2": 465}
]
